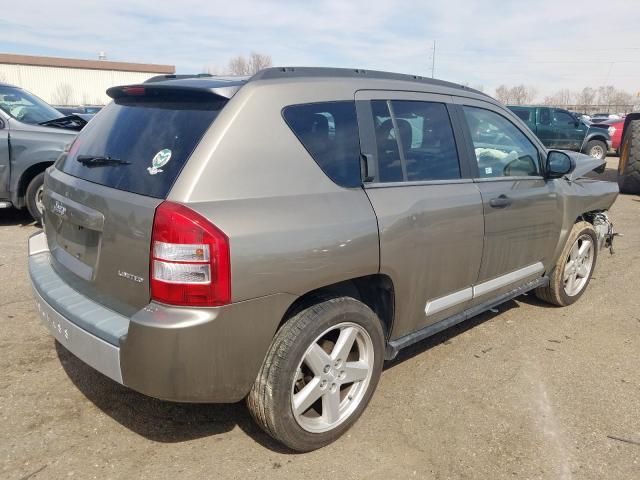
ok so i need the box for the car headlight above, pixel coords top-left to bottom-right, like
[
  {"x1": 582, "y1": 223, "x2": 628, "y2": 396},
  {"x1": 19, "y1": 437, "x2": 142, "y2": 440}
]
[{"x1": 608, "y1": 126, "x2": 616, "y2": 136}]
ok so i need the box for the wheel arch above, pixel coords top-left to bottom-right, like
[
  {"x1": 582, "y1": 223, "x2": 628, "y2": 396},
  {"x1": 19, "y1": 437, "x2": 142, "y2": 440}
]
[
  {"x1": 583, "y1": 134, "x2": 608, "y2": 147},
  {"x1": 279, "y1": 274, "x2": 395, "y2": 341},
  {"x1": 11, "y1": 162, "x2": 52, "y2": 208}
]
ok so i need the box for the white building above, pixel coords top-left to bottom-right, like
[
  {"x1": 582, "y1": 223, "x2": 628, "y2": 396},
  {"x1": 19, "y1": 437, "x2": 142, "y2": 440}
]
[{"x1": 0, "y1": 53, "x2": 175, "y2": 106}]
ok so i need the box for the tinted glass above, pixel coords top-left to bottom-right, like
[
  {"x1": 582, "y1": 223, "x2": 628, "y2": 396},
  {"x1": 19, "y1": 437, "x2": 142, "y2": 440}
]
[
  {"x1": 388, "y1": 100, "x2": 460, "y2": 181},
  {"x1": 510, "y1": 107, "x2": 532, "y2": 122},
  {"x1": 463, "y1": 106, "x2": 540, "y2": 178},
  {"x1": 283, "y1": 101, "x2": 361, "y2": 188},
  {"x1": 60, "y1": 96, "x2": 224, "y2": 198},
  {"x1": 371, "y1": 100, "x2": 403, "y2": 182},
  {"x1": 539, "y1": 108, "x2": 551, "y2": 125},
  {"x1": 554, "y1": 110, "x2": 576, "y2": 126}
]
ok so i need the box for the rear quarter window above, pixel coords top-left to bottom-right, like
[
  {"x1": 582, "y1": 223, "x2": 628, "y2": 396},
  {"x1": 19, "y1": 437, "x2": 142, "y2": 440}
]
[
  {"x1": 59, "y1": 96, "x2": 225, "y2": 198},
  {"x1": 282, "y1": 101, "x2": 362, "y2": 188},
  {"x1": 510, "y1": 108, "x2": 532, "y2": 122}
]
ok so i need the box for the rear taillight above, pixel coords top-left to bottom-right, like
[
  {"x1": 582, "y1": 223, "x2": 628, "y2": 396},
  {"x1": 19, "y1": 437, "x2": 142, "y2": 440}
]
[{"x1": 150, "y1": 202, "x2": 230, "y2": 307}]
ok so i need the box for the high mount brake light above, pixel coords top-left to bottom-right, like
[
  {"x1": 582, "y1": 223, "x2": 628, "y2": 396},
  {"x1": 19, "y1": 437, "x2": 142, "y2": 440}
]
[
  {"x1": 150, "y1": 202, "x2": 231, "y2": 307},
  {"x1": 121, "y1": 86, "x2": 145, "y2": 95}
]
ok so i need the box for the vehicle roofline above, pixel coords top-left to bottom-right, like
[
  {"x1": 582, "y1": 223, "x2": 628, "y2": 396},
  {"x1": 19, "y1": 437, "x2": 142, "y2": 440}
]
[
  {"x1": 249, "y1": 66, "x2": 488, "y2": 97},
  {"x1": 109, "y1": 66, "x2": 492, "y2": 101}
]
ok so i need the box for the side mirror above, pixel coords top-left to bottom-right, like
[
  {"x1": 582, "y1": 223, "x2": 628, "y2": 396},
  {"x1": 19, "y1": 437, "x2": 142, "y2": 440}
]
[{"x1": 546, "y1": 150, "x2": 575, "y2": 178}]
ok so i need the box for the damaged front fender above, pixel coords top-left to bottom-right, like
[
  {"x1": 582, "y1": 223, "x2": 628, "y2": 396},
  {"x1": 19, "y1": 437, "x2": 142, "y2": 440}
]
[{"x1": 563, "y1": 150, "x2": 607, "y2": 181}]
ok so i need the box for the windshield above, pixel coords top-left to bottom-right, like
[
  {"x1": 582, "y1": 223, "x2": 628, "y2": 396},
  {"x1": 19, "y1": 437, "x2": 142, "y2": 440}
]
[{"x1": 0, "y1": 85, "x2": 63, "y2": 125}]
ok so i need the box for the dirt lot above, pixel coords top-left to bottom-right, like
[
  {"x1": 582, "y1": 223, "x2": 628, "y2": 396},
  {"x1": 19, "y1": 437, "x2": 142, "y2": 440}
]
[{"x1": 1, "y1": 158, "x2": 638, "y2": 480}]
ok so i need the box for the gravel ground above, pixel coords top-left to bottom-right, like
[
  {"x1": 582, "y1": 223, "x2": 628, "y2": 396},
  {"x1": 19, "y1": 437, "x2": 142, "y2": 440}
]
[{"x1": 1, "y1": 158, "x2": 638, "y2": 480}]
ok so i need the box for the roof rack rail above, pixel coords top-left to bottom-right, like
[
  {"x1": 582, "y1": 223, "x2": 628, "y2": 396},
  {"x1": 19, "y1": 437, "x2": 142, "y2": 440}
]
[
  {"x1": 144, "y1": 73, "x2": 214, "y2": 83},
  {"x1": 250, "y1": 67, "x2": 486, "y2": 97}
]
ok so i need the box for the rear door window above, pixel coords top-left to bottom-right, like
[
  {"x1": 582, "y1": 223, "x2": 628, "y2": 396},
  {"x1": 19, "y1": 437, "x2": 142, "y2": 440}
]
[
  {"x1": 59, "y1": 95, "x2": 225, "y2": 198},
  {"x1": 371, "y1": 100, "x2": 461, "y2": 182},
  {"x1": 282, "y1": 101, "x2": 362, "y2": 188}
]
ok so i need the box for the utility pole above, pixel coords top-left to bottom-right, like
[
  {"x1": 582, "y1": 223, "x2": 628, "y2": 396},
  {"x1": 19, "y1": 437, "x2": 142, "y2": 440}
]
[{"x1": 431, "y1": 40, "x2": 436, "y2": 78}]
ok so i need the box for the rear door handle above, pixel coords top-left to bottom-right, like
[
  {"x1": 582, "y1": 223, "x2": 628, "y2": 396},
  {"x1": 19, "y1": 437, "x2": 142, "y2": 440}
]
[{"x1": 489, "y1": 194, "x2": 513, "y2": 209}]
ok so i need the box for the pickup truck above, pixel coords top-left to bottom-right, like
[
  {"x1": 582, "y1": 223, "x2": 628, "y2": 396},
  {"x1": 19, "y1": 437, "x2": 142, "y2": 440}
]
[
  {"x1": 508, "y1": 105, "x2": 611, "y2": 160},
  {"x1": 0, "y1": 83, "x2": 85, "y2": 223}
]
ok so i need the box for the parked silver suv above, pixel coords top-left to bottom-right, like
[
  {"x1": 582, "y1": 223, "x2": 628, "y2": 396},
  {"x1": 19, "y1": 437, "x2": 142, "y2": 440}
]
[{"x1": 29, "y1": 68, "x2": 618, "y2": 451}]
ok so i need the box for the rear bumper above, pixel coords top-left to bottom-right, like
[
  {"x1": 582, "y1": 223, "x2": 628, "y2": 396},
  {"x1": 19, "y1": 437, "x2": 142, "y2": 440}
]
[{"x1": 28, "y1": 231, "x2": 295, "y2": 403}]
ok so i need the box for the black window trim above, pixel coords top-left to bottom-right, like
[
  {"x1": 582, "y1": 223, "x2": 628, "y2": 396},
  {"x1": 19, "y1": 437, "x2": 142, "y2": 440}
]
[{"x1": 455, "y1": 103, "x2": 545, "y2": 180}]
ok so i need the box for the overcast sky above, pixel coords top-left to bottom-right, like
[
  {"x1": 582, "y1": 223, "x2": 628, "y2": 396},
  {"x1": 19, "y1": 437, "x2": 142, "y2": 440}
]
[{"x1": 3, "y1": 0, "x2": 640, "y2": 97}]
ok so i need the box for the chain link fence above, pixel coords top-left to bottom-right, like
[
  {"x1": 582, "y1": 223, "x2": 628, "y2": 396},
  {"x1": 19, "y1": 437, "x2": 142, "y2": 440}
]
[{"x1": 550, "y1": 105, "x2": 637, "y2": 115}]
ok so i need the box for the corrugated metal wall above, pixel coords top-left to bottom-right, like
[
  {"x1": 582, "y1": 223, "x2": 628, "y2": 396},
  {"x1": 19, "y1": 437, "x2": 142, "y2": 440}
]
[{"x1": 0, "y1": 64, "x2": 164, "y2": 105}]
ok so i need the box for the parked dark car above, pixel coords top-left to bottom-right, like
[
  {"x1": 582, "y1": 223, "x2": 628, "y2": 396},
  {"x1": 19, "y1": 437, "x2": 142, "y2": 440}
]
[
  {"x1": 508, "y1": 106, "x2": 611, "y2": 160},
  {"x1": 29, "y1": 68, "x2": 618, "y2": 452},
  {"x1": 0, "y1": 83, "x2": 86, "y2": 222}
]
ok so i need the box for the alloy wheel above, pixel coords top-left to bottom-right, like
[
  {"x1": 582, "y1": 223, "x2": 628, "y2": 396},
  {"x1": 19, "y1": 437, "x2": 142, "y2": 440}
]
[
  {"x1": 291, "y1": 322, "x2": 375, "y2": 433},
  {"x1": 35, "y1": 185, "x2": 45, "y2": 216},
  {"x1": 563, "y1": 234, "x2": 594, "y2": 297}
]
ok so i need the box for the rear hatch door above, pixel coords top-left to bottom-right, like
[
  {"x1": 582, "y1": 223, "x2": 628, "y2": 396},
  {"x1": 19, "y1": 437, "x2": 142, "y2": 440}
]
[{"x1": 43, "y1": 84, "x2": 231, "y2": 316}]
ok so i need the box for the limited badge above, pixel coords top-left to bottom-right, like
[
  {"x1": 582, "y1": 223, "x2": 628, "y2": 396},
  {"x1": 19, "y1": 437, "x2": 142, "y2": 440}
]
[{"x1": 148, "y1": 149, "x2": 172, "y2": 175}]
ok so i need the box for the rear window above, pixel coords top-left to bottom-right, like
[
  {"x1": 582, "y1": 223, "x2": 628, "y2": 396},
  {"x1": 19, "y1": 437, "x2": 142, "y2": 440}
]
[
  {"x1": 59, "y1": 95, "x2": 225, "y2": 198},
  {"x1": 510, "y1": 107, "x2": 532, "y2": 122},
  {"x1": 282, "y1": 101, "x2": 362, "y2": 188}
]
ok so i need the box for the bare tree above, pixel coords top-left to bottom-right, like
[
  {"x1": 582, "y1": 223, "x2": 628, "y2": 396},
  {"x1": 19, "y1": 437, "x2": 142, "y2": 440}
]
[
  {"x1": 543, "y1": 89, "x2": 574, "y2": 106},
  {"x1": 574, "y1": 87, "x2": 596, "y2": 109},
  {"x1": 228, "y1": 55, "x2": 249, "y2": 75},
  {"x1": 494, "y1": 84, "x2": 536, "y2": 104},
  {"x1": 509, "y1": 85, "x2": 537, "y2": 105},
  {"x1": 227, "y1": 52, "x2": 272, "y2": 75},
  {"x1": 52, "y1": 84, "x2": 74, "y2": 105},
  {"x1": 494, "y1": 85, "x2": 511, "y2": 104}
]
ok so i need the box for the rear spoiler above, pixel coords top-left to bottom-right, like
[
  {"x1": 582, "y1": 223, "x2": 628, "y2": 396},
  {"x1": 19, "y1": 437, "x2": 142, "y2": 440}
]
[{"x1": 107, "y1": 76, "x2": 249, "y2": 101}]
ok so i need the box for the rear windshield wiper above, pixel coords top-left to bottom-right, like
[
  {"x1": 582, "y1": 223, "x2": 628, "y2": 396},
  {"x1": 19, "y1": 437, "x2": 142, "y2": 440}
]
[{"x1": 76, "y1": 155, "x2": 131, "y2": 167}]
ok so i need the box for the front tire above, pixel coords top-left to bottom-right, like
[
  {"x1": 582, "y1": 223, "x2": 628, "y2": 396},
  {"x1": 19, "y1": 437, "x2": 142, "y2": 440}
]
[
  {"x1": 535, "y1": 221, "x2": 597, "y2": 306},
  {"x1": 583, "y1": 139, "x2": 607, "y2": 161},
  {"x1": 25, "y1": 172, "x2": 45, "y2": 224},
  {"x1": 247, "y1": 297, "x2": 385, "y2": 452}
]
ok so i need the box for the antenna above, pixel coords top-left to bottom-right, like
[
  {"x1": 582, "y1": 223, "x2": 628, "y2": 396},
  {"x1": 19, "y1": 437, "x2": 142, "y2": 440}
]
[{"x1": 431, "y1": 41, "x2": 436, "y2": 79}]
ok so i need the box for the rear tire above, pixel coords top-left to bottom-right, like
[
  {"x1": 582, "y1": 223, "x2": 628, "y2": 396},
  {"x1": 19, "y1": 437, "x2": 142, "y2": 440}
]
[
  {"x1": 618, "y1": 120, "x2": 640, "y2": 194},
  {"x1": 535, "y1": 221, "x2": 597, "y2": 306},
  {"x1": 583, "y1": 139, "x2": 607, "y2": 161},
  {"x1": 247, "y1": 297, "x2": 385, "y2": 452},
  {"x1": 25, "y1": 172, "x2": 45, "y2": 224}
]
